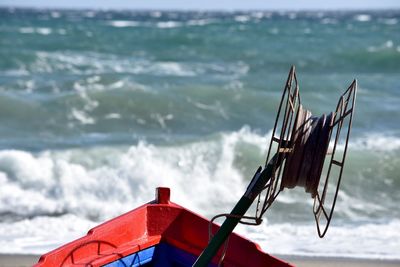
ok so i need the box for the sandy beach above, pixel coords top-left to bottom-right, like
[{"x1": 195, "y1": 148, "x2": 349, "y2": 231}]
[
  {"x1": 1, "y1": 254, "x2": 399, "y2": 267},
  {"x1": 0, "y1": 254, "x2": 39, "y2": 267}
]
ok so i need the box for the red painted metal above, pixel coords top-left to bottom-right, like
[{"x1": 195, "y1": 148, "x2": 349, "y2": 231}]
[{"x1": 34, "y1": 187, "x2": 293, "y2": 267}]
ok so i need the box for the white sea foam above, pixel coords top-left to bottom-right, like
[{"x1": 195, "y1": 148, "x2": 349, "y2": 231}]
[
  {"x1": 0, "y1": 215, "x2": 95, "y2": 254},
  {"x1": 234, "y1": 15, "x2": 250, "y2": 23},
  {"x1": 70, "y1": 108, "x2": 96, "y2": 125},
  {"x1": 107, "y1": 19, "x2": 215, "y2": 28},
  {"x1": 347, "y1": 133, "x2": 400, "y2": 152},
  {"x1": 37, "y1": 28, "x2": 52, "y2": 35},
  {"x1": 149, "y1": 62, "x2": 196, "y2": 76},
  {"x1": 0, "y1": 128, "x2": 259, "y2": 222},
  {"x1": 106, "y1": 20, "x2": 140, "y2": 28},
  {"x1": 19, "y1": 27, "x2": 52, "y2": 35},
  {"x1": 187, "y1": 19, "x2": 215, "y2": 26},
  {"x1": 156, "y1": 21, "x2": 182, "y2": 28},
  {"x1": 240, "y1": 220, "x2": 400, "y2": 260},
  {"x1": 104, "y1": 113, "x2": 121, "y2": 120},
  {"x1": 0, "y1": 128, "x2": 398, "y2": 258},
  {"x1": 30, "y1": 51, "x2": 201, "y2": 77},
  {"x1": 27, "y1": 51, "x2": 251, "y2": 79},
  {"x1": 354, "y1": 14, "x2": 372, "y2": 22}
]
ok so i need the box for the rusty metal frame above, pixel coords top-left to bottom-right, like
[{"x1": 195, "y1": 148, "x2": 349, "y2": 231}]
[
  {"x1": 257, "y1": 66, "x2": 301, "y2": 217},
  {"x1": 313, "y1": 80, "x2": 357, "y2": 237}
]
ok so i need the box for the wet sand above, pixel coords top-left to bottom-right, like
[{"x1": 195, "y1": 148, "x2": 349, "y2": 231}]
[
  {"x1": 0, "y1": 254, "x2": 39, "y2": 267},
  {"x1": 1, "y1": 254, "x2": 399, "y2": 267}
]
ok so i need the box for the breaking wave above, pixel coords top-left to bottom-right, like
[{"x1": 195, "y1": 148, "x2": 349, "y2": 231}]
[{"x1": 0, "y1": 127, "x2": 398, "y2": 257}]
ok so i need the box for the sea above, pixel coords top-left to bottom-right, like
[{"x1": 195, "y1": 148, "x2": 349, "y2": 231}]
[{"x1": 0, "y1": 8, "x2": 399, "y2": 259}]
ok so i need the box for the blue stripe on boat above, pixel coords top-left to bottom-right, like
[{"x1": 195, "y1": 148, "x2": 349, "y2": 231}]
[
  {"x1": 103, "y1": 243, "x2": 217, "y2": 267},
  {"x1": 103, "y1": 246, "x2": 155, "y2": 267}
]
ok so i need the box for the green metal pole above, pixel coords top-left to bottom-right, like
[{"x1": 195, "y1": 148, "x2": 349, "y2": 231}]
[{"x1": 192, "y1": 154, "x2": 278, "y2": 267}]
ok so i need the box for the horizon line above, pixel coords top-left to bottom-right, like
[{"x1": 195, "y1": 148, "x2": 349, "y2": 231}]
[{"x1": 1, "y1": 5, "x2": 400, "y2": 13}]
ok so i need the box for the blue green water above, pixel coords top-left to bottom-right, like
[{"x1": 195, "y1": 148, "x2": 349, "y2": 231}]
[{"x1": 0, "y1": 8, "x2": 399, "y2": 258}]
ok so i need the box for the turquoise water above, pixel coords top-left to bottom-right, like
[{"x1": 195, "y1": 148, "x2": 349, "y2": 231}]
[{"x1": 0, "y1": 8, "x2": 399, "y2": 258}]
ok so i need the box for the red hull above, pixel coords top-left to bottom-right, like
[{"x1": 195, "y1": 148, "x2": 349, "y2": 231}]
[{"x1": 34, "y1": 188, "x2": 293, "y2": 267}]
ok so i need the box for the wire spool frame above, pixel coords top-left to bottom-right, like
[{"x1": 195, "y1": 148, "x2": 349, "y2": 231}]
[
  {"x1": 194, "y1": 67, "x2": 357, "y2": 267},
  {"x1": 313, "y1": 80, "x2": 357, "y2": 237},
  {"x1": 255, "y1": 67, "x2": 357, "y2": 238},
  {"x1": 257, "y1": 66, "x2": 301, "y2": 216}
]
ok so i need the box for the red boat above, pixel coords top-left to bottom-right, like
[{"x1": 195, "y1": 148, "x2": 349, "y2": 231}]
[{"x1": 34, "y1": 187, "x2": 293, "y2": 267}]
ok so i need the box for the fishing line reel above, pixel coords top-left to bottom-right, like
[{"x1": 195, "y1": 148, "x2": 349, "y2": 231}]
[{"x1": 259, "y1": 66, "x2": 357, "y2": 237}]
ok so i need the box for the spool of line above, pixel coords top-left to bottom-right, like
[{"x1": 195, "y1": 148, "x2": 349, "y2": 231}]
[{"x1": 281, "y1": 105, "x2": 333, "y2": 197}]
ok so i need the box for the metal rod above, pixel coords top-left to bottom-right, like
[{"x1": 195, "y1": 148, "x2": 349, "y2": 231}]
[{"x1": 192, "y1": 154, "x2": 280, "y2": 267}]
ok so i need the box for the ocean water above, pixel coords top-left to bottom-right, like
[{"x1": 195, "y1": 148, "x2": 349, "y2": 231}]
[{"x1": 0, "y1": 8, "x2": 399, "y2": 259}]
